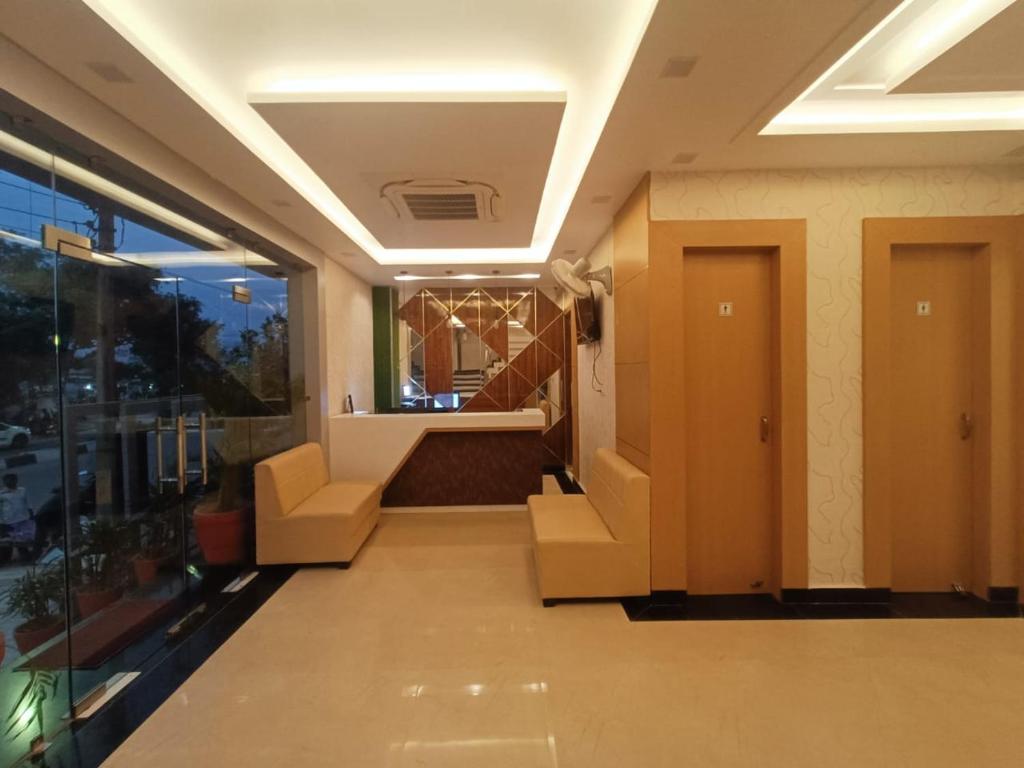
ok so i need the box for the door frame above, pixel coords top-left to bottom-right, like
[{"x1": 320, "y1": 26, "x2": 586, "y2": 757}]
[
  {"x1": 863, "y1": 216, "x2": 1019, "y2": 594},
  {"x1": 649, "y1": 219, "x2": 808, "y2": 594}
]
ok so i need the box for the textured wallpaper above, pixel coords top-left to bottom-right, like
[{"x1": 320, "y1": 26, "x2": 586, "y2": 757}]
[{"x1": 650, "y1": 166, "x2": 1024, "y2": 586}]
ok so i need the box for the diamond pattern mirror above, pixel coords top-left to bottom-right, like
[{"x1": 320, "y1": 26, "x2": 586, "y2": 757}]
[{"x1": 392, "y1": 285, "x2": 572, "y2": 465}]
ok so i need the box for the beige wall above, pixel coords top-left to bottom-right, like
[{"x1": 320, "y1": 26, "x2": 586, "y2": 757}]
[
  {"x1": 613, "y1": 177, "x2": 651, "y2": 473},
  {"x1": 650, "y1": 166, "x2": 1024, "y2": 587},
  {"x1": 324, "y1": 259, "x2": 374, "y2": 417},
  {"x1": 575, "y1": 229, "x2": 616, "y2": 490}
]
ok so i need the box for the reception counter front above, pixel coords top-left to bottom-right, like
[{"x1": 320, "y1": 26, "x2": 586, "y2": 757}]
[{"x1": 329, "y1": 409, "x2": 546, "y2": 508}]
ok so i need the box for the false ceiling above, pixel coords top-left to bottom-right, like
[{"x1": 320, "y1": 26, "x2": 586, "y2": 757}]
[
  {"x1": 77, "y1": 0, "x2": 657, "y2": 265},
  {"x1": 250, "y1": 96, "x2": 565, "y2": 250},
  {"x1": 895, "y1": 0, "x2": 1024, "y2": 94},
  {"x1": 763, "y1": 0, "x2": 1024, "y2": 135},
  {"x1": 0, "y1": 0, "x2": 1021, "y2": 286}
]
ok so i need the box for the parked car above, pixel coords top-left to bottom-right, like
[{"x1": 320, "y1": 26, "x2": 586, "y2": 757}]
[{"x1": 0, "y1": 423, "x2": 30, "y2": 450}]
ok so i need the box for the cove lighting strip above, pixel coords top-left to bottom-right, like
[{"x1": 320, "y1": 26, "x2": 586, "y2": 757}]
[
  {"x1": 81, "y1": 0, "x2": 658, "y2": 266},
  {"x1": 763, "y1": 0, "x2": 1024, "y2": 135},
  {"x1": 394, "y1": 273, "x2": 541, "y2": 282},
  {"x1": 0, "y1": 129, "x2": 274, "y2": 265}
]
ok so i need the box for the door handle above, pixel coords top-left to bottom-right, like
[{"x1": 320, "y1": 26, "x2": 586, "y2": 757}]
[
  {"x1": 176, "y1": 415, "x2": 186, "y2": 493},
  {"x1": 199, "y1": 412, "x2": 208, "y2": 485},
  {"x1": 960, "y1": 412, "x2": 973, "y2": 440},
  {"x1": 760, "y1": 416, "x2": 770, "y2": 443},
  {"x1": 156, "y1": 418, "x2": 165, "y2": 483},
  {"x1": 156, "y1": 417, "x2": 180, "y2": 487}
]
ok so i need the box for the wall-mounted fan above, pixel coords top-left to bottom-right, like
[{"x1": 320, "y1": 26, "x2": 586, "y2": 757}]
[{"x1": 550, "y1": 256, "x2": 613, "y2": 297}]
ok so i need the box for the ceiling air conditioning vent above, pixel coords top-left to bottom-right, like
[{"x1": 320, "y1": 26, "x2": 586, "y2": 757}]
[{"x1": 381, "y1": 179, "x2": 501, "y2": 222}]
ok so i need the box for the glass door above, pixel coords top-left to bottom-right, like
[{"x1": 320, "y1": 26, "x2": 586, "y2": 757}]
[
  {"x1": 0, "y1": 150, "x2": 71, "y2": 763},
  {"x1": 173, "y1": 275, "x2": 253, "y2": 584},
  {"x1": 54, "y1": 243, "x2": 187, "y2": 707},
  {"x1": 0, "y1": 123, "x2": 308, "y2": 764}
]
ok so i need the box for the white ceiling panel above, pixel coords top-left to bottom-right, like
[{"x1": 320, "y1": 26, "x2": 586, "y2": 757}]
[{"x1": 251, "y1": 97, "x2": 564, "y2": 249}]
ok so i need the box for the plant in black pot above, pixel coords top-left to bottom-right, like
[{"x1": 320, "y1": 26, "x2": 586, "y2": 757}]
[
  {"x1": 72, "y1": 516, "x2": 131, "y2": 619},
  {"x1": 3, "y1": 566, "x2": 65, "y2": 656},
  {"x1": 131, "y1": 487, "x2": 180, "y2": 586}
]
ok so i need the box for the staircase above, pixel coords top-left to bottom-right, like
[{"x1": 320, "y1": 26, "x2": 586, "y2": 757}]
[{"x1": 452, "y1": 370, "x2": 485, "y2": 400}]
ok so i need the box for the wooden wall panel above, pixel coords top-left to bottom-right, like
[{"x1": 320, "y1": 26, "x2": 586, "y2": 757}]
[
  {"x1": 1018, "y1": 215, "x2": 1024, "y2": 601},
  {"x1": 614, "y1": 176, "x2": 651, "y2": 471},
  {"x1": 382, "y1": 429, "x2": 543, "y2": 506}
]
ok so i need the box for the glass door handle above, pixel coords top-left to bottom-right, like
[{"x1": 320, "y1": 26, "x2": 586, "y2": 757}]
[
  {"x1": 156, "y1": 418, "x2": 165, "y2": 481},
  {"x1": 156, "y1": 417, "x2": 180, "y2": 486},
  {"x1": 176, "y1": 415, "x2": 186, "y2": 493},
  {"x1": 199, "y1": 412, "x2": 208, "y2": 485}
]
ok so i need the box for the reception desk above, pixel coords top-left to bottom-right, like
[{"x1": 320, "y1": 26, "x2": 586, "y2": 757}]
[{"x1": 329, "y1": 409, "x2": 546, "y2": 507}]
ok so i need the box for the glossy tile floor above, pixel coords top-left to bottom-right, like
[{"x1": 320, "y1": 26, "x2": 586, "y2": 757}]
[{"x1": 104, "y1": 511, "x2": 1024, "y2": 767}]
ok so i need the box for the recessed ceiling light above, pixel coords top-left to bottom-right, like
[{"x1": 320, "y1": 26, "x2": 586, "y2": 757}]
[
  {"x1": 671, "y1": 152, "x2": 697, "y2": 165},
  {"x1": 659, "y1": 56, "x2": 698, "y2": 79},
  {"x1": 591, "y1": 194, "x2": 612, "y2": 204}
]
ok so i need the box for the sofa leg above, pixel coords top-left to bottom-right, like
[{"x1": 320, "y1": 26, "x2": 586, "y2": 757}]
[
  {"x1": 542, "y1": 598, "x2": 556, "y2": 607},
  {"x1": 338, "y1": 561, "x2": 351, "y2": 570}
]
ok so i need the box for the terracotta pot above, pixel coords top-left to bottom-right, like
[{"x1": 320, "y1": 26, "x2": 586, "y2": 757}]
[
  {"x1": 75, "y1": 586, "x2": 123, "y2": 618},
  {"x1": 133, "y1": 556, "x2": 163, "y2": 586},
  {"x1": 14, "y1": 618, "x2": 64, "y2": 655},
  {"x1": 194, "y1": 507, "x2": 246, "y2": 565}
]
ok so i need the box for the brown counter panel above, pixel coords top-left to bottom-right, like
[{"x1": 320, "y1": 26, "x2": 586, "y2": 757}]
[{"x1": 382, "y1": 429, "x2": 543, "y2": 507}]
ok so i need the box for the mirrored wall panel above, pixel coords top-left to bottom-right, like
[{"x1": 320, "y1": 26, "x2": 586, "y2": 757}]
[{"x1": 392, "y1": 286, "x2": 571, "y2": 466}]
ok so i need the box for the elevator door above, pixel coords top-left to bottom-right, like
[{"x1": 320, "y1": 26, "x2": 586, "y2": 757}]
[
  {"x1": 684, "y1": 248, "x2": 774, "y2": 594},
  {"x1": 890, "y1": 245, "x2": 974, "y2": 592}
]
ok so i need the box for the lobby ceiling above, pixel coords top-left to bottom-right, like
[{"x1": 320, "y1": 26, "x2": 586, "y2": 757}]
[{"x1": 0, "y1": 0, "x2": 1020, "y2": 285}]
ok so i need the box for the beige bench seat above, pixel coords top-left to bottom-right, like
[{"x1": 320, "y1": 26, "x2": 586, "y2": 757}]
[
  {"x1": 256, "y1": 442, "x2": 381, "y2": 566},
  {"x1": 528, "y1": 448, "x2": 650, "y2": 604},
  {"x1": 530, "y1": 495, "x2": 615, "y2": 543}
]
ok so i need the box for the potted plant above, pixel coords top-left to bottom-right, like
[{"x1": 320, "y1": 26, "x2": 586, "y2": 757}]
[
  {"x1": 3, "y1": 566, "x2": 65, "y2": 655},
  {"x1": 193, "y1": 419, "x2": 251, "y2": 565},
  {"x1": 73, "y1": 516, "x2": 130, "y2": 618},
  {"x1": 131, "y1": 488, "x2": 179, "y2": 586}
]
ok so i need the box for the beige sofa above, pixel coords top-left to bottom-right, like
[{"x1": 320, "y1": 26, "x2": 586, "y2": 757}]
[
  {"x1": 255, "y1": 442, "x2": 381, "y2": 566},
  {"x1": 528, "y1": 448, "x2": 650, "y2": 604}
]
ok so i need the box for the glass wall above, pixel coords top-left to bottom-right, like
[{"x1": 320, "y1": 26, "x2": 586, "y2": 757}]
[{"x1": 0, "y1": 126, "x2": 307, "y2": 764}]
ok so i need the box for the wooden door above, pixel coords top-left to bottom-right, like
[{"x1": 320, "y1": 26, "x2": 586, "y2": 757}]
[
  {"x1": 684, "y1": 248, "x2": 774, "y2": 594},
  {"x1": 890, "y1": 245, "x2": 975, "y2": 592}
]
